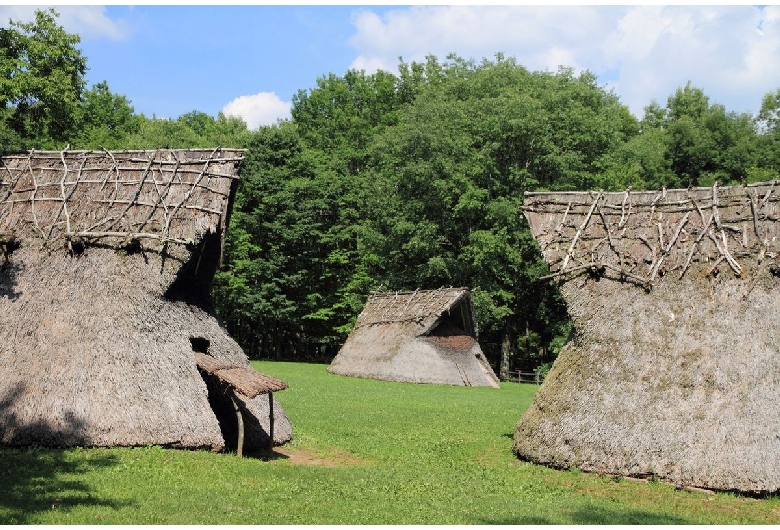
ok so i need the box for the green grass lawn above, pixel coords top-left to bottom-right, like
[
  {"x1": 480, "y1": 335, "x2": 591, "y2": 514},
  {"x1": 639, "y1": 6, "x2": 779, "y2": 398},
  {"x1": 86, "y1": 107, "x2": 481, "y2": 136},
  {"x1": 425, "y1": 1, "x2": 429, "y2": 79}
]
[{"x1": 2, "y1": 361, "x2": 779, "y2": 524}]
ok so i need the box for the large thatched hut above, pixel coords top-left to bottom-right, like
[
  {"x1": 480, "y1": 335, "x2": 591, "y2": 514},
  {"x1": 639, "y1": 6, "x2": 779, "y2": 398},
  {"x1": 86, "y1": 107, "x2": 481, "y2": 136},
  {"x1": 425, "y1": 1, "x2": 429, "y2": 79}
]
[
  {"x1": 515, "y1": 182, "x2": 780, "y2": 493},
  {"x1": 0, "y1": 148, "x2": 292, "y2": 452},
  {"x1": 328, "y1": 288, "x2": 500, "y2": 388}
]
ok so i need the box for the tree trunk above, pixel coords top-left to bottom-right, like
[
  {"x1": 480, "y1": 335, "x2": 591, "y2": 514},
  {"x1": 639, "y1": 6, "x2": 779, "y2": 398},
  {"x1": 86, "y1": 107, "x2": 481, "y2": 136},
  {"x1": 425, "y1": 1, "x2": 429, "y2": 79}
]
[
  {"x1": 274, "y1": 328, "x2": 283, "y2": 361},
  {"x1": 499, "y1": 320, "x2": 516, "y2": 381}
]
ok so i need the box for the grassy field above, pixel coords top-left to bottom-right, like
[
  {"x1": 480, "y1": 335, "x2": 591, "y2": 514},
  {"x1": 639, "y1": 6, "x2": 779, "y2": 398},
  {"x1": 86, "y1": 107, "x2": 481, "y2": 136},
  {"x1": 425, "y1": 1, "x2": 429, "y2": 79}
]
[{"x1": 2, "y1": 360, "x2": 780, "y2": 524}]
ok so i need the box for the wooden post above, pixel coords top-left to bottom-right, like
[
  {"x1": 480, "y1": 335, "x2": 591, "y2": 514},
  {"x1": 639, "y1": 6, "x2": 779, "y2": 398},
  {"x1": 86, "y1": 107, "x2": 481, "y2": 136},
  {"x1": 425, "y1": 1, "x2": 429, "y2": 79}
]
[
  {"x1": 230, "y1": 391, "x2": 244, "y2": 458},
  {"x1": 267, "y1": 391, "x2": 275, "y2": 460}
]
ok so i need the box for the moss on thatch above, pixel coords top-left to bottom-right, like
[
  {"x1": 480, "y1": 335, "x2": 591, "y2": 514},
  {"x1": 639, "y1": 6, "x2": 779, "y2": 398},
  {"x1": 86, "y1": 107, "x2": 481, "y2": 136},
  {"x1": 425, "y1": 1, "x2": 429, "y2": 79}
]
[
  {"x1": 515, "y1": 181, "x2": 780, "y2": 494},
  {"x1": 0, "y1": 149, "x2": 292, "y2": 451},
  {"x1": 328, "y1": 288, "x2": 500, "y2": 388}
]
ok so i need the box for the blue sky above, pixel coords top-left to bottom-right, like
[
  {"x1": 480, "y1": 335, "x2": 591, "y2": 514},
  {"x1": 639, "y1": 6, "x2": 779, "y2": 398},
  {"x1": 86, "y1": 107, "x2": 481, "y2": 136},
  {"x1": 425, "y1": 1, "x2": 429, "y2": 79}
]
[{"x1": 2, "y1": 5, "x2": 779, "y2": 129}]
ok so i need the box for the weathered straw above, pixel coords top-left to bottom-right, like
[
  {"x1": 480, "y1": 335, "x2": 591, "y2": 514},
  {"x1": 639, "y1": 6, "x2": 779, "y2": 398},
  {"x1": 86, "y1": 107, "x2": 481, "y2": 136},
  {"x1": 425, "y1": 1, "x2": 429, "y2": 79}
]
[{"x1": 515, "y1": 180, "x2": 780, "y2": 494}]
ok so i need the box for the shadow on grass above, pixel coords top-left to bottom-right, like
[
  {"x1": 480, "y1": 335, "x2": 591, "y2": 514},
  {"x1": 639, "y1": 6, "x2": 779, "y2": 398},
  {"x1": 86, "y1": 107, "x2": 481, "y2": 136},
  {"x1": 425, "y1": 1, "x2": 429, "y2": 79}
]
[
  {"x1": 482, "y1": 505, "x2": 691, "y2": 525},
  {"x1": 241, "y1": 448, "x2": 290, "y2": 462},
  {"x1": 0, "y1": 384, "x2": 128, "y2": 524}
]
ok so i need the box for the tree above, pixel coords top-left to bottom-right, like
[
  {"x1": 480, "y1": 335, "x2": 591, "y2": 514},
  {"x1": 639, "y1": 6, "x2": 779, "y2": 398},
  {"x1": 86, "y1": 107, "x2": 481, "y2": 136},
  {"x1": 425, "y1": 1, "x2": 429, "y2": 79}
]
[
  {"x1": 0, "y1": 9, "x2": 87, "y2": 148},
  {"x1": 756, "y1": 88, "x2": 780, "y2": 172},
  {"x1": 288, "y1": 69, "x2": 406, "y2": 348},
  {"x1": 214, "y1": 122, "x2": 349, "y2": 360},
  {"x1": 71, "y1": 81, "x2": 138, "y2": 149},
  {"x1": 358, "y1": 55, "x2": 629, "y2": 372},
  {"x1": 598, "y1": 127, "x2": 677, "y2": 190},
  {"x1": 121, "y1": 111, "x2": 251, "y2": 150},
  {"x1": 638, "y1": 82, "x2": 761, "y2": 188},
  {"x1": 292, "y1": 68, "x2": 402, "y2": 174},
  {"x1": 216, "y1": 68, "x2": 429, "y2": 360}
]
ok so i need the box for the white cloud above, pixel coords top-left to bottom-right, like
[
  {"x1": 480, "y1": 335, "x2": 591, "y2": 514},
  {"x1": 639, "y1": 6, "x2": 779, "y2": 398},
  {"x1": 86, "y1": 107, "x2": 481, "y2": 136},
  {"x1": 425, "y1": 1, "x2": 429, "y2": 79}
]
[
  {"x1": 346, "y1": 5, "x2": 780, "y2": 118},
  {"x1": 0, "y1": 6, "x2": 130, "y2": 41},
  {"x1": 348, "y1": 6, "x2": 616, "y2": 74},
  {"x1": 350, "y1": 55, "x2": 395, "y2": 75},
  {"x1": 222, "y1": 92, "x2": 292, "y2": 130}
]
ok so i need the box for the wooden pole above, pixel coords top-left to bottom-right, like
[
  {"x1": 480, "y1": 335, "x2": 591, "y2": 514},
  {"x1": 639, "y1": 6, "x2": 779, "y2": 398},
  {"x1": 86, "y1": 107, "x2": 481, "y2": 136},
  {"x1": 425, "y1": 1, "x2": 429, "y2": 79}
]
[
  {"x1": 267, "y1": 392, "x2": 275, "y2": 460},
  {"x1": 230, "y1": 391, "x2": 244, "y2": 458}
]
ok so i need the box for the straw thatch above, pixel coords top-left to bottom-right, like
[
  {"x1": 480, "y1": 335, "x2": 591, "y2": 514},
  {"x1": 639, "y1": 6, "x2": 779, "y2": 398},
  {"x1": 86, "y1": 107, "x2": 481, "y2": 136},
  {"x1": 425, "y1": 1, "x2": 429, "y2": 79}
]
[
  {"x1": 0, "y1": 148, "x2": 292, "y2": 451},
  {"x1": 194, "y1": 352, "x2": 289, "y2": 397},
  {"x1": 514, "y1": 181, "x2": 780, "y2": 494},
  {"x1": 328, "y1": 288, "x2": 500, "y2": 388}
]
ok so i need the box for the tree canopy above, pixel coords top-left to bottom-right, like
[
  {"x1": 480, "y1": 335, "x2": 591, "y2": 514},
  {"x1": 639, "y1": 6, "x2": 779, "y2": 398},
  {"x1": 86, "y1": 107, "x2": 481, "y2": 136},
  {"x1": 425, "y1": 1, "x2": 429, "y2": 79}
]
[{"x1": 0, "y1": 8, "x2": 86, "y2": 148}]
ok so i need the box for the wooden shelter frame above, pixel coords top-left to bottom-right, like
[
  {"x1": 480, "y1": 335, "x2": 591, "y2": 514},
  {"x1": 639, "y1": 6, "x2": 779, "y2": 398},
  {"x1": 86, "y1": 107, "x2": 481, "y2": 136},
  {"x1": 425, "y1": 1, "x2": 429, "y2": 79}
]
[
  {"x1": 0, "y1": 147, "x2": 243, "y2": 253},
  {"x1": 522, "y1": 181, "x2": 780, "y2": 288},
  {"x1": 194, "y1": 352, "x2": 288, "y2": 459}
]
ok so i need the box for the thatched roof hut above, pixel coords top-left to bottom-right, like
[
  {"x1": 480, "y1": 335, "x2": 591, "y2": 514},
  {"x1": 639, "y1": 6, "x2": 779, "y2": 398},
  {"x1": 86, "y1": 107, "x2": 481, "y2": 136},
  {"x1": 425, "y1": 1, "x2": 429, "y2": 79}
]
[
  {"x1": 0, "y1": 148, "x2": 292, "y2": 452},
  {"x1": 514, "y1": 182, "x2": 780, "y2": 493},
  {"x1": 328, "y1": 288, "x2": 500, "y2": 388}
]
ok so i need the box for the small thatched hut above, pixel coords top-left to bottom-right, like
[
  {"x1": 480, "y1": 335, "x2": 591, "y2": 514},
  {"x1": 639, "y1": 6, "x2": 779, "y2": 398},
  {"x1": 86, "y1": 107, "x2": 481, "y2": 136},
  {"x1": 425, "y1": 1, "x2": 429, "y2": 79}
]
[
  {"x1": 0, "y1": 148, "x2": 292, "y2": 452},
  {"x1": 515, "y1": 182, "x2": 780, "y2": 494},
  {"x1": 328, "y1": 288, "x2": 500, "y2": 388}
]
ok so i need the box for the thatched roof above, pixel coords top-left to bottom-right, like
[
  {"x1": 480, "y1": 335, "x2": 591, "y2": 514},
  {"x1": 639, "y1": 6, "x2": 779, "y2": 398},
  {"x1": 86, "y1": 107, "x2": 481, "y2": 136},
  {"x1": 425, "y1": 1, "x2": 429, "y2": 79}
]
[
  {"x1": 351, "y1": 287, "x2": 478, "y2": 335},
  {"x1": 514, "y1": 181, "x2": 780, "y2": 494},
  {"x1": 194, "y1": 352, "x2": 289, "y2": 398},
  {"x1": 327, "y1": 288, "x2": 500, "y2": 388},
  {"x1": 0, "y1": 149, "x2": 292, "y2": 451}
]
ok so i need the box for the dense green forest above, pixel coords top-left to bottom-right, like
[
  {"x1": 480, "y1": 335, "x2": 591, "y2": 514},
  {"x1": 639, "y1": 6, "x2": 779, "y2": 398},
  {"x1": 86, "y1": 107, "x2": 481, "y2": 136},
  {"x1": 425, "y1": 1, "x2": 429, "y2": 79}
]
[{"x1": 4, "y1": 10, "x2": 780, "y2": 376}]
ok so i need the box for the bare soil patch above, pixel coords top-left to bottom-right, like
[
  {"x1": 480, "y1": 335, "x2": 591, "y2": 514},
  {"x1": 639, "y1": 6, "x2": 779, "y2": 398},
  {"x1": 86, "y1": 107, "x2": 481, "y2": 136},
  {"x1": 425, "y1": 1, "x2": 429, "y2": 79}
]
[{"x1": 271, "y1": 446, "x2": 369, "y2": 467}]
